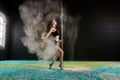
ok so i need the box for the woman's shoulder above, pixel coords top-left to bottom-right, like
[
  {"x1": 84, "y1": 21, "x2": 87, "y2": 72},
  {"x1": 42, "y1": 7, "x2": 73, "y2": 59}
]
[
  {"x1": 51, "y1": 27, "x2": 56, "y2": 32},
  {"x1": 50, "y1": 27, "x2": 54, "y2": 30}
]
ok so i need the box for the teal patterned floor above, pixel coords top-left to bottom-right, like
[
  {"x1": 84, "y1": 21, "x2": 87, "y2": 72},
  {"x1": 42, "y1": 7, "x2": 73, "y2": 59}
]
[{"x1": 0, "y1": 60, "x2": 120, "y2": 80}]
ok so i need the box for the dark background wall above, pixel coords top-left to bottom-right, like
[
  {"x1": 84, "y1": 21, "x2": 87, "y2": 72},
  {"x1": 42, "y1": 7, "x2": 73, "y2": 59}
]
[
  {"x1": 0, "y1": 0, "x2": 120, "y2": 61},
  {"x1": 0, "y1": 0, "x2": 37, "y2": 60}
]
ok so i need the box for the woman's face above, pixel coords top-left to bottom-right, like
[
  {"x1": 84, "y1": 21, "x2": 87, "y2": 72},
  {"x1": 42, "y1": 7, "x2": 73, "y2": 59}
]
[{"x1": 52, "y1": 19, "x2": 57, "y2": 28}]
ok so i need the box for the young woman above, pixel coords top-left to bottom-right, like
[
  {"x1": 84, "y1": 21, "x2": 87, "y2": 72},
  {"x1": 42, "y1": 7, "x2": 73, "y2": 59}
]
[{"x1": 43, "y1": 19, "x2": 64, "y2": 70}]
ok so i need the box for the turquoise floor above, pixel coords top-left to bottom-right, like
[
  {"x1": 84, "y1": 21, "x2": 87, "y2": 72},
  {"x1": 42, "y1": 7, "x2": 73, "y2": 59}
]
[{"x1": 0, "y1": 60, "x2": 120, "y2": 80}]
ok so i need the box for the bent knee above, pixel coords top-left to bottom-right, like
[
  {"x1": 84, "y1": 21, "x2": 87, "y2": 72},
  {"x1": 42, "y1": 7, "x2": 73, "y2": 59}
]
[
  {"x1": 62, "y1": 51, "x2": 64, "y2": 55},
  {"x1": 59, "y1": 50, "x2": 64, "y2": 56}
]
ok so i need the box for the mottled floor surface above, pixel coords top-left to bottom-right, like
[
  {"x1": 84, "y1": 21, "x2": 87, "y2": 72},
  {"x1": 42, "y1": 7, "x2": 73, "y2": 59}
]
[{"x1": 0, "y1": 60, "x2": 120, "y2": 80}]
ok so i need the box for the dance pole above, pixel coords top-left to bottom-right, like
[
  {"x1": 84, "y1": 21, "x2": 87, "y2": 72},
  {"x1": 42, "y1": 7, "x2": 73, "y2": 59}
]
[{"x1": 60, "y1": 0, "x2": 63, "y2": 49}]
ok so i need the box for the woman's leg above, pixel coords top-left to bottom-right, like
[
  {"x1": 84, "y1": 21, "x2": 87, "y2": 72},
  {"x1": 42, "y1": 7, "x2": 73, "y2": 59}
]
[
  {"x1": 56, "y1": 46, "x2": 64, "y2": 69},
  {"x1": 49, "y1": 49, "x2": 59, "y2": 69},
  {"x1": 49, "y1": 61, "x2": 54, "y2": 69}
]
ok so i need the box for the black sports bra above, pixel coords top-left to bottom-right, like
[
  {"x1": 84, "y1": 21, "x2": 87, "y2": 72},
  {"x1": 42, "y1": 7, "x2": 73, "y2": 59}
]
[{"x1": 52, "y1": 30, "x2": 59, "y2": 37}]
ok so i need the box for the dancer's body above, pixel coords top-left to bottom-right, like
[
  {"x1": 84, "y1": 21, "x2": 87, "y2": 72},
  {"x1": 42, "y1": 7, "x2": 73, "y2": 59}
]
[{"x1": 43, "y1": 19, "x2": 64, "y2": 70}]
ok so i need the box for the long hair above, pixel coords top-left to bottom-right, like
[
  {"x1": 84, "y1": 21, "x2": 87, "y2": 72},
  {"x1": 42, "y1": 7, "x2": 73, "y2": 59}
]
[
  {"x1": 45, "y1": 19, "x2": 53, "y2": 33},
  {"x1": 46, "y1": 18, "x2": 57, "y2": 33}
]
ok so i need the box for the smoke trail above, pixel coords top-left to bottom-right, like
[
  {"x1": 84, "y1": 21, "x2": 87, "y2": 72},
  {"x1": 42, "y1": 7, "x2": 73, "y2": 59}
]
[
  {"x1": 19, "y1": 0, "x2": 80, "y2": 60},
  {"x1": 63, "y1": 14, "x2": 80, "y2": 60}
]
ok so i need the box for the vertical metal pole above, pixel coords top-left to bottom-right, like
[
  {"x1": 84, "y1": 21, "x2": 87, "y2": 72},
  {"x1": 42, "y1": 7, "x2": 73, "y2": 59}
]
[{"x1": 60, "y1": 0, "x2": 63, "y2": 49}]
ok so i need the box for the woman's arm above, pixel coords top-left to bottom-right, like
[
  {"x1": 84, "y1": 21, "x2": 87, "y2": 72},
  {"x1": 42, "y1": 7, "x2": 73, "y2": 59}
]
[{"x1": 44, "y1": 27, "x2": 54, "y2": 39}]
